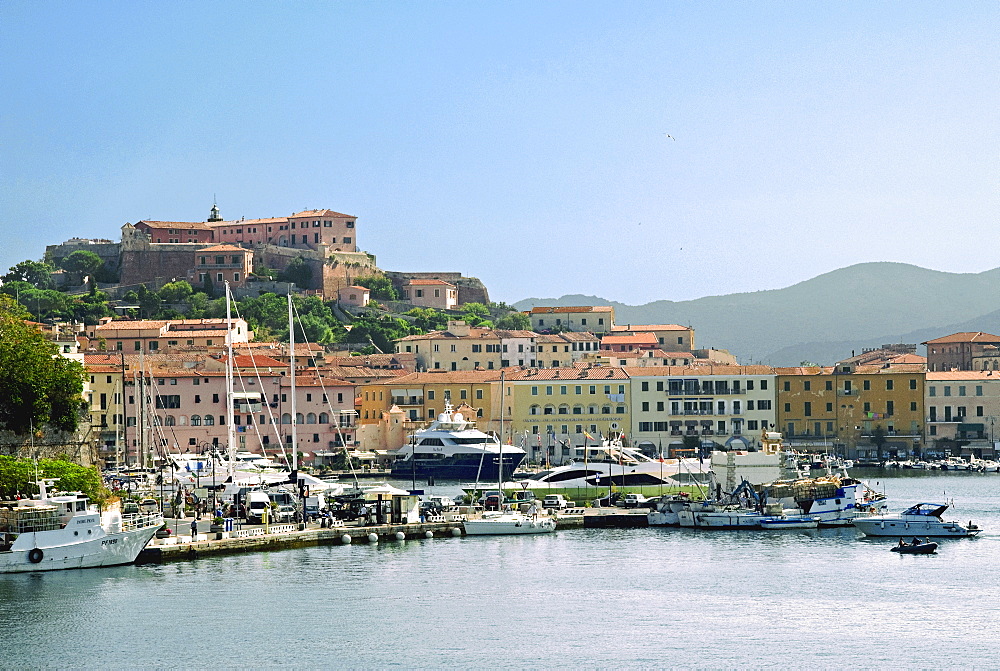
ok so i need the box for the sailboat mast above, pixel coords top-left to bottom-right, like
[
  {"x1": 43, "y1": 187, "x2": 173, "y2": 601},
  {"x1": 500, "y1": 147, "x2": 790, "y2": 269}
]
[
  {"x1": 225, "y1": 282, "x2": 236, "y2": 480},
  {"x1": 498, "y1": 371, "x2": 504, "y2": 493},
  {"x1": 289, "y1": 294, "x2": 297, "y2": 474}
]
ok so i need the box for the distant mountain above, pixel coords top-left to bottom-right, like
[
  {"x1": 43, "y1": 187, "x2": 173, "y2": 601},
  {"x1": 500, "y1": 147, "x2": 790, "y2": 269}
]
[{"x1": 514, "y1": 263, "x2": 1000, "y2": 366}]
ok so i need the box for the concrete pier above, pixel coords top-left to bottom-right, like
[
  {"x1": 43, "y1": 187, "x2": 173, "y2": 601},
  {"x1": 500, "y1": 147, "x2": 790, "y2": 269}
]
[{"x1": 136, "y1": 520, "x2": 464, "y2": 564}]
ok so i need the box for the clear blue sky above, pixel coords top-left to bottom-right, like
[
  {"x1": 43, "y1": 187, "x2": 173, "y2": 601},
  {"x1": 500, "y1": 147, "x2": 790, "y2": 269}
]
[{"x1": 2, "y1": 1, "x2": 997, "y2": 305}]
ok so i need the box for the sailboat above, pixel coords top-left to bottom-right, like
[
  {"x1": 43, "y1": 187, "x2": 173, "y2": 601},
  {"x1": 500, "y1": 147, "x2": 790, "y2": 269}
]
[{"x1": 463, "y1": 371, "x2": 556, "y2": 536}]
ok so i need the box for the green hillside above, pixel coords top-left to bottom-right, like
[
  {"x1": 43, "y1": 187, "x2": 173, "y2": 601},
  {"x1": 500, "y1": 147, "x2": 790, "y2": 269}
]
[{"x1": 514, "y1": 263, "x2": 1000, "y2": 365}]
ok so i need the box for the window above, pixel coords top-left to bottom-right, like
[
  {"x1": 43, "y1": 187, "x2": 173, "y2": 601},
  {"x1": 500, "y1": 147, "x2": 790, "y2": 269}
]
[
  {"x1": 641, "y1": 381, "x2": 649, "y2": 391},
  {"x1": 826, "y1": 402, "x2": 833, "y2": 412},
  {"x1": 958, "y1": 386, "x2": 966, "y2": 396},
  {"x1": 910, "y1": 402, "x2": 917, "y2": 412},
  {"x1": 803, "y1": 381, "x2": 811, "y2": 391},
  {"x1": 886, "y1": 379, "x2": 894, "y2": 391},
  {"x1": 863, "y1": 380, "x2": 870, "y2": 390},
  {"x1": 784, "y1": 403, "x2": 791, "y2": 412},
  {"x1": 760, "y1": 380, "x2": 768, "y2": 390},
  {"x1": 804, "y1": 402, "x2": 812, "y2": 417},
  {"x1": 531, "y1": 386, "x2": 538, "y2": 396},
  {"x1": 641, "y1": 402, "x2": 649, "y2": 412},
  {"x1": 825, "y1": 381, "x2": 833, "y2": 391},
  {"x1": 783, "y1": 381, "x2": 791, "y2": 392},
  {"x1": 929, "y1": 387, "x2": 936, "y2": 397},
  {"x1": 944, "y1": 386, "x2": 951, "y2": 396}
]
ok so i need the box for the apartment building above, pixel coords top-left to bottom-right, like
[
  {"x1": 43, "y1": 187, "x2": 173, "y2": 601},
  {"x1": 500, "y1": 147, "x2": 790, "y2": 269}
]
[
  {"x1": 775, "y1": 364, "x2": 925, "y2": 458},
  {"x1": 529, "y1": 306, "x2": 614, "y2": 333},
  {"x1": 503, "y1": 367, "x2": 630, "y2": 464},
  {"x1": 395, "y1": 321, "x2": 502, "y2": 371},
  {"x1": 89, "y1": 317, "x2": 251, "y2": 353},
  {"x1": 401, "y1": 279, "x2": 458, "y2": 310},
  {"x1": 611, "y1": 324, "x2": 695, "y2": 351},
  {"x1": 628, "y1": 366, "x2": 777, "y2": 456},
  {"x1": 924, "y1": 332, "x2": 1000, "y2": 372},
  {"x1": 190, "y1": 244, "x2": 254, "y2": 289},
  {"x1": 925, "y1": 371, "x2": 1000, "y2": 457}
]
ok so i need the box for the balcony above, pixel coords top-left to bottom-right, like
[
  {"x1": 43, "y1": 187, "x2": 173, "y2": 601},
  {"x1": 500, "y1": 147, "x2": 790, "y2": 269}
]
[{"x1": 836, "y1": 389, "x2": 858, "y2": 397}]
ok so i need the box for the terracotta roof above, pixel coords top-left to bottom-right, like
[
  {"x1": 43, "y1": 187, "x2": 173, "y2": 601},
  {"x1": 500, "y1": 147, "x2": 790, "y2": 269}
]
[
  {"x1": 927, "y1": 371, "x2": 1000, "y2": 380},
  {"x1": 290, "y1": 209, "x2": 354, "y2": 218},
  {"x1": 396, "y1": 329, "x2": 498, "y2": 341},
  {"x1": 492, "y1": 330, "x2": 538, "y2": 338},
  {"x1": 852, "y1": 364, "x2": 927, "y2": 374},
  {"x1": 529, "y1": 306, "x2": 613, "y2": 314},
  {"x1": 504, "y1": 367, "x2": 628, "y2": 381},
  {"x1": 339, "y1": 285, "x2": 370, "y2": 292},
  {"x1": 196, "y1": 244, "x2": 250, "y2": 253},
  {"x1": 557, "y1": 332, "x2": 600, "y2": 341},
  {"x1": 404, "y1": 279, "x2": 456, "y2": 287},
  {"x1": 220, "y1": 354, "x2": 285, "y2": 368},
  {"x1": 611, "y1": 324, "x2": 689, "y2": 332},
  {"x1": 137, "y1": 220, "x2": 212, "y2": 230},
  {"x1": 773, "y1": 367, "x2": 835, "y2": 375},
  {"x1": 368, "y1": 370, "x2": 503, "y2": 386},
  {"x1": 626, "y1": 365, "x2": 777, "y2": 376},
  {"x1": 601, "y1": 333, "x2": 658, "y2": 346},
  {"x1": 923, "y1": 332, "x2": 1000, "y2": 345}
]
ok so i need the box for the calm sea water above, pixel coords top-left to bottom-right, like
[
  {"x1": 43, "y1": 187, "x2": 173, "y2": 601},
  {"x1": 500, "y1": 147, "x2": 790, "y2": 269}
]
[{"x1": 2, "y1": 471, "x2": 999, "y2": 669}]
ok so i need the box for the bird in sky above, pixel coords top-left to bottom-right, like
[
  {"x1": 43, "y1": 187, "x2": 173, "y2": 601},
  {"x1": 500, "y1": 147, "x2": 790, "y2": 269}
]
[{"x1": 664, "y1": 133, "x2": 675, "y2": 140}]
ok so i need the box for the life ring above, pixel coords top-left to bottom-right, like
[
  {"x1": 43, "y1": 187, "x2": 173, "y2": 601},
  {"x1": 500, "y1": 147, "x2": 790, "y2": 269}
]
[{"x1": 28, "y1": 548, "x2": 43, "y2": 564}]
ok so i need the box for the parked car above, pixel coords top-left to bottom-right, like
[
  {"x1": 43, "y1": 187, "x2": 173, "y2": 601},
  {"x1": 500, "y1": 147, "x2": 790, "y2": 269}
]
[
  {"x1": 138, "y1": 498, "x2": 159, "y2": 514},
  {"x1": 121, "y1": 501, "x2": 140, "y2": 515},
  {"x1": 623, "y1": 493, "x2": 650, "y2": 508},
  {"x1": 591, "y1": 492, "x2": 623, "y2": 508},
  {"x1": 542, "y1": 494, "x2": 573, "y2": 510}
]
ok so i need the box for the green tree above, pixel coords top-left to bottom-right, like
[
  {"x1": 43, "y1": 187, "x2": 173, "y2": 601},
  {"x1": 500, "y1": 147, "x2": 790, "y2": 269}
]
[
  {"x1": 406, "y1": 307, "x2": 449, "y2": 332},
  {"x1": 15, "y1": 287, "x2": 75, "y2": 321},
  {"x1": 0, "y1": 456, "x2": 108, "y2": 504},
  {"x1": 278, "y1": 257, "x2": 313, "y2": 289},
  {"x1": 59, "y1": 250, "x2": 104, "y2": 282},
  {"x1": 0, "y1": 296, "x2": 86, "y2": 435},
  {"x1": 495, "y1": 311, "x2": 530, "y2": 330},
  {"x1": 2, "y1": 260, "x2": 56, "y2": 290},
  {"x1": 158, "y1": 280, "x2": 194, "y2": 303},
  {"x1": 353, "y1": 274, "x2": 399, "y2": 300}
]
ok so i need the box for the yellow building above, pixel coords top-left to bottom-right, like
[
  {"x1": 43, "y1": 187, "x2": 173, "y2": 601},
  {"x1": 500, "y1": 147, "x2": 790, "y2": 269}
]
[
  {"x1": 503, "y1": 367, "x2": 630, "y2": 464},
  {"x1": 775, "y1": 364, "x2": 925, "y2": 458},
  {"x1": 394, "y1": 321, "x2": 502, "y2": 372},
  {"x1": 83, "y1": 352, "x2": 128, "y2": 467}
]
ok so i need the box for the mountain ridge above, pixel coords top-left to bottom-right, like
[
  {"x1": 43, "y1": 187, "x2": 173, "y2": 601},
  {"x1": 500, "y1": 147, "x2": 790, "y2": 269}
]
[{"x1": 513, "y1": 262, "x2": 1000, "y2": 365}]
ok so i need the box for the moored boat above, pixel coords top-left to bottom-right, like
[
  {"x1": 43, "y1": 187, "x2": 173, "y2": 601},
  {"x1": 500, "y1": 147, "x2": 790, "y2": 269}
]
[
  {"x1": 0, "y1": 479, "x2": 163, "y2": 574},
  {"x1": 462, "y1": 512, "x2": 556, "y2": 536}
]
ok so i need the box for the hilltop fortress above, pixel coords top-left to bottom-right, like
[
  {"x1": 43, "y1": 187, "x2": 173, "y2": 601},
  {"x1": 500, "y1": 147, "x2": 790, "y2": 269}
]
[{"x1": 46, "y1": 204, "x2": 489, "y2": 303}]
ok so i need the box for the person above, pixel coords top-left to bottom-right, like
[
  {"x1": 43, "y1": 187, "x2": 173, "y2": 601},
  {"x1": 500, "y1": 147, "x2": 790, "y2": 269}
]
[
  {"x1": 911, "y1": 537, "x2": 921, "y2": 546},
  {"x1": 898, "y1": 538, "x2": 906, "y2": 547},
  {"x1": 190, "y1": 518, "x2": 198, "y2": 539},
  {"x1": 528, "y1": 502, "x2": 538, "y2": 520}
]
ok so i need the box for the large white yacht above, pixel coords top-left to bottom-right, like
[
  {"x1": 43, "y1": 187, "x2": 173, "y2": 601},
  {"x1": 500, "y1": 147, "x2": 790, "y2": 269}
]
[
  {"x1": 389, "y1": 401, "x2": 525, "y2": 481},
  {"x1": 0, "y1": 479, "x2": 163, "y2": 573},
  {"x1": 513, "y1": 445, "x2": 705, "y2": 490}
]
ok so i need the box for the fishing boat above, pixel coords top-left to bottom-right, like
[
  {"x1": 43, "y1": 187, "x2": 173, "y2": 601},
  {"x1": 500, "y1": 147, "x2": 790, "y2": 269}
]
[
  {"x1": 758, "y1": 514, "x2": 820, "y2": 529},
  {"x1": 0, "y1": 479, "x2": 163, "y2": 573},
  {"x1": 853, "y1": 503, "x2": 983, "y2": 538}
]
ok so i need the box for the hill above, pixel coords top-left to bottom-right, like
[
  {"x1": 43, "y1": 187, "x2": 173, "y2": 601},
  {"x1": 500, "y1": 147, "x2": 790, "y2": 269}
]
[{"x1": 514, "y1": 263, "x2": 1000, "y2": 365}]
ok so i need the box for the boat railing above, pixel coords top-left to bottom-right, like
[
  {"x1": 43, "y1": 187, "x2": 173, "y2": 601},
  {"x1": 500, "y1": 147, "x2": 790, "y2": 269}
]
[{"x1": 122, "y1": 512, "x2": 164, "y2": 532}]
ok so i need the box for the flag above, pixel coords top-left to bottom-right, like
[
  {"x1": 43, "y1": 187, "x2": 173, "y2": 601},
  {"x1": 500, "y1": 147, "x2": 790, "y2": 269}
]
[{"x1": 583, "y1": 431, "x2": 594, "y2": 441}]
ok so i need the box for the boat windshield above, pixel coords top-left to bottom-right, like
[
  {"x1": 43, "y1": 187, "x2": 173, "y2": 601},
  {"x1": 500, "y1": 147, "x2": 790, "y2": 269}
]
[
  {"x1": 450, "y1": 437, "x2": 495, "y2": 445},
  {"x1": 902, "y1": 503, "x2": 948, "y2": 517}
]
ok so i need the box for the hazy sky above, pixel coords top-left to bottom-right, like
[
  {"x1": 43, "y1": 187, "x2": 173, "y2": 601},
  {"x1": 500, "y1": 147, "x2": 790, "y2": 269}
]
[{"x1": 2, "y1": 2, "x2": 997, "y2": 305}]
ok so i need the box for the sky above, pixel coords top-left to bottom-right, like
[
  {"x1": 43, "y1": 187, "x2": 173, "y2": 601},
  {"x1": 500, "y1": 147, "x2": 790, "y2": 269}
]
[{"x1": 1, "y1": 1, "x2": 997, "y2": 305}]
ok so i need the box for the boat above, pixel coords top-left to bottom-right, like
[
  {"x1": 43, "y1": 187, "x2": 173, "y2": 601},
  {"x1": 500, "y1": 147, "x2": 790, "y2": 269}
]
[
  {"x1": 509, "y1": 445, "x2": 704, "y2": 491},
  {"x1": 0, "y1": 479, "x2": 163, "y2": 573},
  {"x1": 759, "y1": 474, "x2": 888, "y2": 527},
  {"x1": 389, "y1": 400, "x2": 526, "y2": 481},
  {"x1": 461, "y1": 371, "x2": 555, "y2": 537},
  {"x1": 758, "y1": 514, "x2": 820, "y2": 529},
  {"x1": 853, "y1": 503, "x2": 983, "y2": 538},
  {"x1": 891, "y1": 539, "x2": 938, "y2": 554},
  {"x1": 463, "y1": 512, "x2": 556, "y2": 535}
]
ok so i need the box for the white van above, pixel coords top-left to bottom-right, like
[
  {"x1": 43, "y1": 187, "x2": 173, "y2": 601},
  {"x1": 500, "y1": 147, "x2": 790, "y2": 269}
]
[{"x1": 245, "y1": 491, "x2": 272, "y2": 524}]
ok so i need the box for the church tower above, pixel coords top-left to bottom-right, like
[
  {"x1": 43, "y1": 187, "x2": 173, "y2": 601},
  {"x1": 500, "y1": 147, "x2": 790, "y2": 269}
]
[{"x1": 208, "y1": 200, "x2": 222, "y2": 222}]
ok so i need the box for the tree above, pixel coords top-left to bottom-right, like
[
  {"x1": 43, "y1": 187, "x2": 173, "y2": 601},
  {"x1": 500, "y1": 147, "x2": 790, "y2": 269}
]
[
  {"x1": 158, "y1": 280, "x2": 194, "y2": 303},
  {"x1": 353, "y1": 274, "x2": 399, "y2": 300},
  {"x1": 406, "y1": 307, "x2": 448, "y2": 332},
  {"x1": 278, "y1": 257, "x2": 313, "y2": 289},
  {"x1": 495, "y1": 311, "x2": 530, "y2": 330},
  {"x1": 0, "y1": 296, "x2": 86, "y2": 435},
  {"x1": 0, "y1": 456, "x2": 108, "y2": 504},
  {"x1": 2, "y1": 260, "x2": 56, "y2": 290},
  {"x1": 59, "y1": 250, "x2": 104, "y2": 283}
]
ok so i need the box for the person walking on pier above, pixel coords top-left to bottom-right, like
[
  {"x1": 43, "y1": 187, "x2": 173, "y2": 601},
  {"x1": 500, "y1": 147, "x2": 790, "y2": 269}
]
[{"x1": 190, "y1": 518, "x2": 198, "y2": 539}]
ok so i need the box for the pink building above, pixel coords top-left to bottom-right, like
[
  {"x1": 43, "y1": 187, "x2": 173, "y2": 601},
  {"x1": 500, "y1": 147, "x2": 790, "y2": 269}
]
[
  {"x1": 190, "y1": 244, "x2": 254, "y2": 288},
  {"x1": 338, "y1": 285, "x2": 371, "y2": 307},
  {"x1": 402, "y1": 278, "x2": 458, "y2": 310},
  {"x1": 133, "y1": 220, "x2": 214, "y2": 244}
]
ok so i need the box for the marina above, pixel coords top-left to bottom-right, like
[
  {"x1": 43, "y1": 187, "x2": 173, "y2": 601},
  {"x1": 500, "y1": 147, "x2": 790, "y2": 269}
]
[{"x1": 1, "y1": 471, "x2": 998, "y2": 667}]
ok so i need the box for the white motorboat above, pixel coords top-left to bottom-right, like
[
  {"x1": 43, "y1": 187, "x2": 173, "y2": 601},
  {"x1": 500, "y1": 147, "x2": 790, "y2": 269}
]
[
  {"x1": 513, "y1": 446, "x2": 704, "y2": 490},
  {"x1": 463, "y1": 511, "x2": 556, "y2": 536},
  {"x1": 853, "y1": 503, "x2": 983, "y2": 538},
  {"x1": 0, "y1": 479, "x2": 163, "y2": 574}
]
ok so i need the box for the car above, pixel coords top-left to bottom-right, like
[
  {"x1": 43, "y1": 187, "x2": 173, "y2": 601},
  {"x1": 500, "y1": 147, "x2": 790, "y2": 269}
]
[
  {"x1": 591, "y1": 492, "x2": 623, "y2": 508},
  {"x1": 138, "y1": 498, "x2": 159, "y2": 514},
  {"x1": 542, "y1": 494, "x2": 573, "y2": 510},
  {"x1": 623, "y1": 493, "x2": 650, "y2": 508},
  {"x1": 121, "y1": 501, "x2": 140, "y2": 515},
  {"x1": 274, "y1": 504, "x2": 298, "y2": 522}
]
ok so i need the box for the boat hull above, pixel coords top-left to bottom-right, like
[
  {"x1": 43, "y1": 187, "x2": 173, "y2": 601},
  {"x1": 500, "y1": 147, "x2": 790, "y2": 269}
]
[
  {"x1": 891, "y1": 542, "x2": 938, "y2": 554},
  {"x1": 853, "y1": 518, "x2": 981, "y2": 537},
  {"x1": 0, "y1": 521, "x2": 160, "y2": 574},
  {"x1": 391, "y1": 452, "x2": 525, "y2": 481},
  {"x1": 463, "y1": 514, "x2": 556, "y2": 536},
  {"x1": 759, "y1": 516, "x2": 819, "y2": 529}
]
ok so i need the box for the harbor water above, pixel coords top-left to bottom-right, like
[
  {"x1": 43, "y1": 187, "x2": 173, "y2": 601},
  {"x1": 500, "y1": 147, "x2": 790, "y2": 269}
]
[{"x1": 2, "y1": 472, "x2": 999, "y2": 668}]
